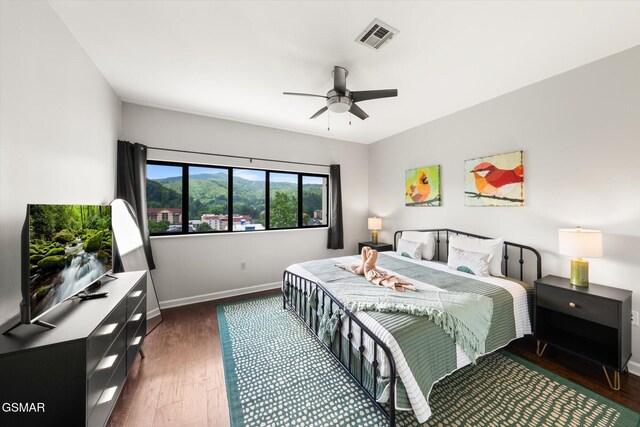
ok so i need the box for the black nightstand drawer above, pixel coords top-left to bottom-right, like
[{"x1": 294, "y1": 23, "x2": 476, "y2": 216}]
[
  {"x1": 537, "y1": 284, "x2": 619, "y2": 328},
  {"x1": 358, "y1": 242, "x2": 393, "y2": 253},
  {"x1": 534, "y1": 275, "x2": 632, "y2": 379}
]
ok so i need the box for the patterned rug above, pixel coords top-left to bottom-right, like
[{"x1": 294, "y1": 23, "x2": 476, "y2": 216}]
[{"x1": 218, "y1": 296, "x2": 640, "y2": 427}]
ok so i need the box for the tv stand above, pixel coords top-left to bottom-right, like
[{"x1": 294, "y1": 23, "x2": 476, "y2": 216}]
[
  {"x1": 0, "y1": 271, "x2": 147, "y2": 427},
  {"x1": 32, "y1": 319, "x2": 56, "y2": 329},
  {"x1": 2, "y1": 307, "x2": 57, "y2": 335}
]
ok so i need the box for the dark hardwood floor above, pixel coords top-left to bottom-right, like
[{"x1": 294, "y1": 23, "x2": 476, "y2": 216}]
[
  {"x1": 108, "y1": 290, "x2": 639, "y2": 426},
  {"x1": 507, "y1": 336, "x2": 640, "y2": 412}
]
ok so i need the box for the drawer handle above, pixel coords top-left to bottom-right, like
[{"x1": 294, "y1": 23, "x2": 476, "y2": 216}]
[
  {"x1": 569, "y1": 302, "x2": 576, "y2": 308},
  {"x1": 96, "y1": 354, "x2": 118, "y2": 371},
  {"x1": 130, "y1": 290, "x2": 142, "y2": 298},
  {"x1": 97, "y1": 386, "x2": 118, "y2": 405},
  {"x1": 131, "y1": 313, "x2": 143, "y2": 322},
  {"x1": 96, "y1": 322, "x2": 119, "y2": 336}
]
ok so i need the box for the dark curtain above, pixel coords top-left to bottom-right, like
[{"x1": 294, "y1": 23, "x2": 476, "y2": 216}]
[
  {"x1": 115, "y1": 140, "x2": 156, "y2": 270},
  {"x1": 327, "y1": 164, "x2": 344, "y2": 250}
]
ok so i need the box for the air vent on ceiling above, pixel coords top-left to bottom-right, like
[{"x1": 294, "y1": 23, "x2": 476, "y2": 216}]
[{"x1": 355, "y1": 19, "x2": 399, "y2": 50}]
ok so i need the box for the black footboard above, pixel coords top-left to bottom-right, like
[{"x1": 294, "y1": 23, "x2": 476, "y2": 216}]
[{"x1": 282, "y1": 270, "x2": 397, "y2": 426}]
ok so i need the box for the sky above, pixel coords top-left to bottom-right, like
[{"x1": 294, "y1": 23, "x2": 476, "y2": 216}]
[
  {"x1": 148, "y1": 164, "x2": 325, "y2": 185},
  {"x1": 234, "y1": 168, "x2": 265, "y2": 181},
  {"x1": 147, "y1": 164, "x2": 181, "y2": 180}
]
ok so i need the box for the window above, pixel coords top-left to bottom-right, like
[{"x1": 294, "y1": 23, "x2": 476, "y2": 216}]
[
  {"x1": 269, "y1": 172, "x2": 298, "y2": 229},
  {"x1": 146, "y1": 163, "x2": 183, "y2": 234},
  {"x1": 146, "y1": 161, "x2": 328, "y2": 235},
  {"x1": 302, "y1": 176, "x2": 328, "y2": 226},
  {"x1": 189, "y1": 166, "x2": 228, "y2": 233},
  {"x1": 233, "y1": 169, "x2": 265, "y2": 231}
]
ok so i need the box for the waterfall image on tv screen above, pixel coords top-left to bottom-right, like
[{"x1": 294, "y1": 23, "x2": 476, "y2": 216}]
[{"x1": 28, "y1": 204, "x2": 112, "y2": 320}]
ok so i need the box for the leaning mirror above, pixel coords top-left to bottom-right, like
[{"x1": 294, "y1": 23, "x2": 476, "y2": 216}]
[{"x1": 110, "y1": 198, "x2": 162, "y2": 332}]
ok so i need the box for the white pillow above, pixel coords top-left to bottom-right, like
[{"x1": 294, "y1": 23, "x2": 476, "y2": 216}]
[
  {"x1": 449, "y1": 234, "x2": 504, "y2": 277},
  {"x1": 401, "y1": 231, "x2": 436, "y2": 260},
  {"x1": 396, "y1": 238, "x2": 423, "y2": 260},
  {"x1": 447, "y1": 247, "x2": 492, "y2": 277}
]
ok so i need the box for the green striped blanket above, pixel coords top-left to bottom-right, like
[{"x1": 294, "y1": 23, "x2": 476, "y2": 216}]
[{"x1": 291, "y1": 252, "x2": 532, "y2": 423}]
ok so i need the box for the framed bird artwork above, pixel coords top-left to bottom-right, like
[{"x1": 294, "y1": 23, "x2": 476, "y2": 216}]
[
  {"x1": 405, "y1": 165, "x2": 441, "y2": 206},
  {"x1": 464, "y1": 150, "x2": 524, "y2": 206}
]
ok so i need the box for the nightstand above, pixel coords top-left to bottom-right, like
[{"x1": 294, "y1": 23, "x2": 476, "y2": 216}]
[
  {"x1": 358, "y1": 241, "x2": 393, "y2": 254},
  {"x1": 534, "y1": 275, "x2": 632, "y2": 390}
]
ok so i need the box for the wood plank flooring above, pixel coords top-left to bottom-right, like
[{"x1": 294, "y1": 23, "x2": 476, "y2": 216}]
[{"x1": 108, "y1": 290, "x2": 639, "y2": 426}]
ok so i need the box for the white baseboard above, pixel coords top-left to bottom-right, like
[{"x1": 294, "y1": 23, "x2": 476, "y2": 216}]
[
  {"x1": 627, "y1": 360, "x2": 640, "y2": 377},
  {"x1": 154, "y1": 282, "x2": 281, "y2": 311}
]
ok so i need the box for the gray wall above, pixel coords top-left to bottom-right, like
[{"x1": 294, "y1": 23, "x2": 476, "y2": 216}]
[
  {"x1": 368, "y1": 46, "x2": 640, "y2": 372},
  {"x1": 120, "y1": 103, "x2": 369, "y2": 306},
  {"x1": 0, "y1": 1, "x2": 121, "y2": 325}
]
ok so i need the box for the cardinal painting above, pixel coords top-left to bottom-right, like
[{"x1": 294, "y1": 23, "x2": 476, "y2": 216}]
[
  {"x1": 464, "y1": 151, "x2": 524, "y2": 206},
  {"x1": 405, "y1": 165, "x2": 441, "y2": 206}
]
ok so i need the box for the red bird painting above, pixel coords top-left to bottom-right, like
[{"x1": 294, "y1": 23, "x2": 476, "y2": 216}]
[
  {"x1": 471, "y1": 162, "x2": 524, "y2": 196},
  {"x1": 465, "y1": 151, "x2": 524, "y2": 206}
]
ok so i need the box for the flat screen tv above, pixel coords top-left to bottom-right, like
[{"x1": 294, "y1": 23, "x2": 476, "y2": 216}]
[{"x1": 26, "y1": 204, "x2": 113, "y2": 322}]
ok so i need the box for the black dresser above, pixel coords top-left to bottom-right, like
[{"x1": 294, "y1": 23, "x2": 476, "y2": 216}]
[
  {"x1": 0, "y1": 271, "x2": 147, "y2": 427},
  {"x1": 534, "y1": 275, "x2": 632, "y2": 390}
]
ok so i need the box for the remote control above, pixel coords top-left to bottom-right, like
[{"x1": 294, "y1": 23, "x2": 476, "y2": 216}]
[{"x1": 78, "y1": 291, "x2": 109, "y2": 300}]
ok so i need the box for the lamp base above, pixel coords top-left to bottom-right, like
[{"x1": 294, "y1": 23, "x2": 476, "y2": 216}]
[
  {"x1": 570, "y1": 258, "x2": 589, "y2": 287},
  {"x1": 371, "y1": 230, "x2": 378, "y2": 244}
]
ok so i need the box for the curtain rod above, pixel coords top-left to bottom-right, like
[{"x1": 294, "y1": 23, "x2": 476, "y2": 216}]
[{"x1": 147, "y1": 146, "x2": 331, "y2": 168}]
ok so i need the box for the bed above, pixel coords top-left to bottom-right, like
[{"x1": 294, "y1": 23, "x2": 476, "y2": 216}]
[{"x1": 282, "y1": 229, "x2": 542, "y2": 425}]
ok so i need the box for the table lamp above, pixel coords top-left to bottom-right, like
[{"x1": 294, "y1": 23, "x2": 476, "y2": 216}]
[
  {"x1": 368, "y1": 217, "x2": 382, "y2": 244},
  {"x1": 558, "y1": 227, "x2": 603, "y2": 287}
]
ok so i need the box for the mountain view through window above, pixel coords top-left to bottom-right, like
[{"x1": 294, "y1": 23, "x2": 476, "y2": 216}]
[{"x1": 146, "y1": 162, "x2": 327, "y2": 234}]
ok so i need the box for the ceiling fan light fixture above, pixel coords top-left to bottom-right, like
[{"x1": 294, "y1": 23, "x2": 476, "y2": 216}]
[{"x1": 327, "y1": 96, "x2": 352, "y2": 113}]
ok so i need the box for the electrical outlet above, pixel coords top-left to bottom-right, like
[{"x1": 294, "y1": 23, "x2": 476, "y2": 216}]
[
  {"x1": 240, "y1": 262, "x2": 246, "y2": 271},
  {"x1": 632, "y1": 310, "x2": 639, "y2": 327}
]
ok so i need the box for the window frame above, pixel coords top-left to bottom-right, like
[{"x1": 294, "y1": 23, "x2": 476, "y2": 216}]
[{"x1": 146, "y1": 160, "x2": 329, "y2": 236}]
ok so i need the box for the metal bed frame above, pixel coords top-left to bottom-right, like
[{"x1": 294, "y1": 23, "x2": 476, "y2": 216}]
[{"x1": 282, "y1": 229, "x2": 542, "y2": 426}]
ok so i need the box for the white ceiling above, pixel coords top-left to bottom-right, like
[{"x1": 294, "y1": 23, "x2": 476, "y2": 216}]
[{"x1": 50, "y1": 1, "x2": 640, "y2": 144}]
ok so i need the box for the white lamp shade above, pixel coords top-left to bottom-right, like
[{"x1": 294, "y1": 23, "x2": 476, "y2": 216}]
[
  {"x1": 368, "y1": 217, "x2": 382, "y2": 231},
  {"x1": 558, "y1": 228, "x2": 603, "y2": 258}
]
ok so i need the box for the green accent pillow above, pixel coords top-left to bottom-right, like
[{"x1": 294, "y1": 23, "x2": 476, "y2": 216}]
[
  {"x1": 457, "y1": 266, "x2": 475, "y2": 275},
  {"x1": 401, "y1": 252, "x2": 412, "y2": 258}
]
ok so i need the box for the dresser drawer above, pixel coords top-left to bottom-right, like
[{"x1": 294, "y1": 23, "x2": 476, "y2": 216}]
[
  {"x1": 126, "y1": 275, "x2": 146, "y2": 319},
  {"x1": 87, "y1": 354, "x2": 126, "y2": 427},
  {"x1": 87, "y1": 299, "x2": 127, "y2": 375},
  {"x1": 87, "y1": 325, "x2": 126, "y2": 418},
  {"x1": 127, "y1": 317, "x2": 146, "y2": 373},
  {"x1": 536, "y1": 284, "x2": 619, "y2": 328},
  {"x1": 127, "y1": 296, "x2": 146, "y2": 344}
]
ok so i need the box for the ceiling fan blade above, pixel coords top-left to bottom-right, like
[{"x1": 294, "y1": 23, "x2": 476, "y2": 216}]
[
  {"x1": 333, "y1": 66, "x2": 347, "y2": 95},
  {"x1": 351, "y1": 89, "x2": 398, "y2": 103},
  {"x1": 309, "y1": 106, "x2": 328, "y2": 119},
  {"x1": 283, "y1": 92, "x2": 328, "y2": 99},
  {"x1": 349, "y1": 103, "x2": 369, "y2": 120}
]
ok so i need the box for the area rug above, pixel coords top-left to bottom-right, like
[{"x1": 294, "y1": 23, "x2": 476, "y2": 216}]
[{"x1": 218, "y1": 296, "x2": 639, "y2": 427}]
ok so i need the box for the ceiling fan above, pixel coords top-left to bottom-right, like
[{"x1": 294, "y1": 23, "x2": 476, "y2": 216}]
[{"x1": 283, "y1": 66, "x2": 397, "y2": 120}]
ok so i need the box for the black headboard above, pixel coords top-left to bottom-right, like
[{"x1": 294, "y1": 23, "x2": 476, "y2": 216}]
[{"x1": 393, "y1": 229, "x2": 542, "y2": 282}]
